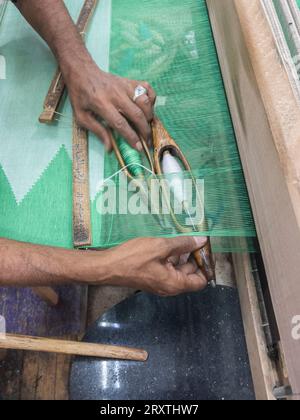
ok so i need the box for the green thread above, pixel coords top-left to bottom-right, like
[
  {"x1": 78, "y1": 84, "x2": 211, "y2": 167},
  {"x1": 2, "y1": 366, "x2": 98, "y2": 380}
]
[{"x1": 117, "y1": 138, "x2": 144, "y2": 178}]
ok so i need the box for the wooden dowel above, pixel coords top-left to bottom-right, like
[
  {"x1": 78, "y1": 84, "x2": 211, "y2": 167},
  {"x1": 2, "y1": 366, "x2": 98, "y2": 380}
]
[
  {"x1": 0, "y1": 334, "x2": 148, "y2": 362},
  {"x1": 33, "y1": 287, "x2": 59, "y2": 306}
]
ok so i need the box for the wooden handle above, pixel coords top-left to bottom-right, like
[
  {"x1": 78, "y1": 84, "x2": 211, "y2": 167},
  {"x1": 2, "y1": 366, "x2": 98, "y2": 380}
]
[
  {"x1": 0, "y1": 334, "x2": 148, "y2": 362},
  {"x1": 33, "y1": 287, "x2": 59, "y2": 306},
  {"x1": 152, "y1": 117, "x2": 192, "y2": 174}
]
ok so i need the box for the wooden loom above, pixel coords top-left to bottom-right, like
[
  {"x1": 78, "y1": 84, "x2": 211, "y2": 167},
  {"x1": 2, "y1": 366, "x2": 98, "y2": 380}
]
[
  {"x1": 207, "y1": 0, "x2": 300, "y2": 399},
  {"x1": 1, "y1": 0, "x2": 300, "y2": 401}
]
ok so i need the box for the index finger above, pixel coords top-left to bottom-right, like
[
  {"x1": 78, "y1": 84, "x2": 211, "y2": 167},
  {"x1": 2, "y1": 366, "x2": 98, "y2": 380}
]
[{"x1": 163, "y1": 236, "x2": 208, "y2": 258}]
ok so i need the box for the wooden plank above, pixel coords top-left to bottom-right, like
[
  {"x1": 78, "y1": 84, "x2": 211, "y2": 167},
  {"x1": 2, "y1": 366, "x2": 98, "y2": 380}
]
[
  {"x1": 20, "y1": 351, "x2": 40, "y2": 400},
  {"x1": 0, "y1": 334, "x2": 148, "y2": 362},
  {"x1": 21, "y1": 340, "x2": 73, "y2": 400},
  {"x1": 232, "y1": 253, "x2": 278, "y2": 400},
  {"x1": 0, "y1": 350, "x2": 23, "y2": 400},
  {"x1": 72, "y1": 120, "x2": 92, "y2": 248},
  {"x1": 35, "y1": 352, "x2": 57, "y2": 401},
  {"x1": 206, "y1": 0, "x2": 300, "y2": 396},
  {"x1": 54, "y1": 353, "x2": 72, "y2": 400}
]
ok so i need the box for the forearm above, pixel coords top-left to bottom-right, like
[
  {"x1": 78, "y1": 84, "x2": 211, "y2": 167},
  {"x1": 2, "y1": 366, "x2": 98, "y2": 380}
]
[
  {"x1": 13, "y1": 0, "x2": 93, "y2": 76},
  {"x1": 0, "y1": 236, "x2": 208, "y2": 295},
  {"x1": 0, "y1": 238, "x2": 110, "y2": 287}
]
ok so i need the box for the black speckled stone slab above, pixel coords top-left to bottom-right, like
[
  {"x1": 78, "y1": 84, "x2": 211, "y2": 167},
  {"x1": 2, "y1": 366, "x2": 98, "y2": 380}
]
[{"x1": 70, "y1": 287, "x2": 255, "y2": 400}]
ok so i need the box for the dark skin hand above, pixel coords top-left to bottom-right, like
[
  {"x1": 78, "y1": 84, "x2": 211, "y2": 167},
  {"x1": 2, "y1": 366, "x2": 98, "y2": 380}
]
[
  {"x1": 0, "y1": 237, "x2": 208, "y2": 296},
  {"x1": 13, "y1": 0, "x2": 156, "y2": 151}
]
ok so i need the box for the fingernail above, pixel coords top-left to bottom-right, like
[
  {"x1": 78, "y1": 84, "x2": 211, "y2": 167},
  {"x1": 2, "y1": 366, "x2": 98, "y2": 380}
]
[
  {"x1": 194, "y1": 237, "x2": 207, "y2": 248},
  {"x1": 135, "y1": 141, "x2": 143, "y2": 152}
]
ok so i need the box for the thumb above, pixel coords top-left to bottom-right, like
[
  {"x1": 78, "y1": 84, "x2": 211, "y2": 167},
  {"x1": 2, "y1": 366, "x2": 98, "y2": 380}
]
[{"x1": 164, "y1": 236, "x2": 207, "y2": 257}]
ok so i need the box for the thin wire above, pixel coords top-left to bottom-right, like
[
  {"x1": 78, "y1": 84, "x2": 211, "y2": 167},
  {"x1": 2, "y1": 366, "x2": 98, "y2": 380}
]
[
  {"x1": 100, "y1": 163, "x2": 157, "y2": 247},
  {"x1": 185, "y1": 206, "x2": 197, "y2": 232}
]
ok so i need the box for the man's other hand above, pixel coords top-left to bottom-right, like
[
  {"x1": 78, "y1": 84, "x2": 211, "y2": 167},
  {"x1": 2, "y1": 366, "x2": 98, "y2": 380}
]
[
  {"x1": 65, "y1": 61, "x2": 156, "y2": 152},
  {"x1": 12, "y1": 0, "x2": 156, "y2": 152}
]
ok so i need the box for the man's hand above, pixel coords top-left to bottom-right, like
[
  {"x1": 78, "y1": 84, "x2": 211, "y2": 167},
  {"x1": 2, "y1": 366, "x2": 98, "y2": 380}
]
[
  {"x1": 98, "y1": 237, "x2": 208, "y2": 296},
  {"x1": 0, "y1": 237, "x2": 208, "y2": 296},
  {"x1": 65, "y1": 60, "x2": 156, "y2": 151},
  {"x1": 14, "y1": 0, "x2": 156, "y2": 151}
]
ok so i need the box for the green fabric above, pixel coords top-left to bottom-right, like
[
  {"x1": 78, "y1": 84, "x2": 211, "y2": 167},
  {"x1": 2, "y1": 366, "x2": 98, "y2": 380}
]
[
  {"x1": 0, "y1": 0, "x2": 106, "y2": 248},
  {"x1": 101, "y1": 0, "x2": 256, "y2": 250},
  {"x1": 0, "y1": 0, "x2": 256, "y2": 253}
]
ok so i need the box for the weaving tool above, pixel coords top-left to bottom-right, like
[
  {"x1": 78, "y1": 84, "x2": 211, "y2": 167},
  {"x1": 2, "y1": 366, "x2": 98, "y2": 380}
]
[
  {"x1": 152, "y1": 117, "x2": 216, "y2": 286},
  {"x1": 109, "y1": 131, "x2": 167, "y2": 225},
  {"x1": 110, "y1": 117, "x2": 216, "y2": 286},
  {"x1": 39, "y1": 0, "x2": 98, "y2": 124},
  {"x1": 110, "y1": 132, "x2": 154, "y2": 181}
]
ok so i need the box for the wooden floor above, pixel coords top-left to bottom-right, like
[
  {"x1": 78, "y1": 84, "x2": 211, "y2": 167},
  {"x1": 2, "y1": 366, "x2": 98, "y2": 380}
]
[
  {"x1": 0, "y1": 255, "x2": 236, "y2": 400},
  {"x1": 0, "y1": 286, "x2": 134, "y2": 400},
  {"x1": 0, "y1": 349, "x2": 71, "y2": 400}
]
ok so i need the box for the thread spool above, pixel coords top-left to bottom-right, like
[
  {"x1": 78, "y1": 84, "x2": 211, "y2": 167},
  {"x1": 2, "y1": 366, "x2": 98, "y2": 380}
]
[
  {"x1": 118, "y1": 139, "x2": 144, "y2": 178},
  {"x1": 161, "y1": 150, "x2": 216, "y2": 287},
  {"x1": 161, "y1": 150, "x2": 189, "y2": 207}
]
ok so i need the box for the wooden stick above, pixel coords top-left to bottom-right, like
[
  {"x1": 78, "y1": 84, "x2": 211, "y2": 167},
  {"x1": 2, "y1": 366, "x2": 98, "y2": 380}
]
[
  {"x1": 72, "y1": 119, "x2": 92, "y2": 248},
  {"x1": 33, "y1": 287, "x2": 59, "y2": 306},
  {"x1": 0, "y1": 334, "x2": 148, "y2": 362},
  {"x1": 39, "y1": 0, "x2": 99, "y2": 124}
]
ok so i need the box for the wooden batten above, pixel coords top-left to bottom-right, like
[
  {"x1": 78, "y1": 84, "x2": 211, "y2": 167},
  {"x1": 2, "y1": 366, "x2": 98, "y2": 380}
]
[
  {"x1": 232, "y1": 253, "x2": 279, "y2": 400},
  {"x1": 207, "y1": 0, "x2": 300, "y2": 397}
]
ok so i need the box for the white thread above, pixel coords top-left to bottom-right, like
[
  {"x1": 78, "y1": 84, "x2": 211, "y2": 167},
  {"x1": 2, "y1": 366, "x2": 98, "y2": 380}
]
[
  {"x1": 162, "y1": 152, "x2": 188, "y2": 204},
  {"x1": 98, "y1": 163, "x2": 156, "y2": 191}
]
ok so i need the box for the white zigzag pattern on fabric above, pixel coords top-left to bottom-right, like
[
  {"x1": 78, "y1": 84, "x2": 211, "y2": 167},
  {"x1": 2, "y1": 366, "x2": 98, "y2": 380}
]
[{"x1": 0, "y1": 0, "x2": 111, "y2": 203}]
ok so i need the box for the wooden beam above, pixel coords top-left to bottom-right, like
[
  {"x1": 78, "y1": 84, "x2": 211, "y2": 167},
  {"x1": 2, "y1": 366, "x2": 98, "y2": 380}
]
[{"x1": 206, "y1": 0, "x2": 300, "y2": 396}]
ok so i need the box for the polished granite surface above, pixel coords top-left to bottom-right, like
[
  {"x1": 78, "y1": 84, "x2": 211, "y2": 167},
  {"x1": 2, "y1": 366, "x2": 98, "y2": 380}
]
[{"x1": 70, "y1": 287, "x2": 255, "y2": 400}]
